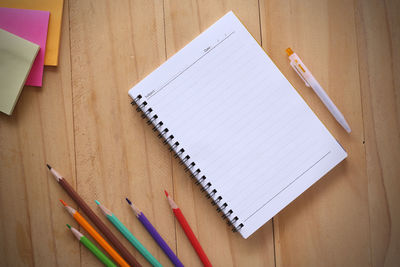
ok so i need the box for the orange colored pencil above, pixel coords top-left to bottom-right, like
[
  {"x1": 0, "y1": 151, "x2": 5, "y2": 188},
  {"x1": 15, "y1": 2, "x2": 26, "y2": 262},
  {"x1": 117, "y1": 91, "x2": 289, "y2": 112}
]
[{"x1": 60, "y1": 200, "x2": 130, "y2": 267}]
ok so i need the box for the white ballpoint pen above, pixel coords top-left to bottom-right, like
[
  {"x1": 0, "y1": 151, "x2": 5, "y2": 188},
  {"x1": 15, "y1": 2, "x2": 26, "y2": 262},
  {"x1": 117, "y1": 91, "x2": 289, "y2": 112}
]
[{"x1": 286, "y1": 48, "x2": 351, "y2": 133}]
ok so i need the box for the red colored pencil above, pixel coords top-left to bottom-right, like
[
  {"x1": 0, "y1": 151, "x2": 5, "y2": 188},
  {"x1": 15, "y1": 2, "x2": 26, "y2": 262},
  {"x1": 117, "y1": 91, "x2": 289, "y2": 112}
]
[{"x1": 164, "y1": 190, "x2": 212, "y2": 267}]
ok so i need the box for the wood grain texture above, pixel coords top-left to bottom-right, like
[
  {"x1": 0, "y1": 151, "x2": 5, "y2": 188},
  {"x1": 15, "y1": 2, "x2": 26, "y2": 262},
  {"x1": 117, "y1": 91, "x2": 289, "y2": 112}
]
[
  {"x1": 0, "y1": 0, "x2": 77, "y2": 266},
  {"x1": 68, "y1": 0, "x2": 175, "y2": 266},
  {"x1": 355, "y1": 0, "x2": 400, "y2": 266},
  {"x1": 0, "y1": 0, "x2": 399, "y2": 266},
  {"x1": 259, "y1": 0, "x2": 371, "y2": 266}
]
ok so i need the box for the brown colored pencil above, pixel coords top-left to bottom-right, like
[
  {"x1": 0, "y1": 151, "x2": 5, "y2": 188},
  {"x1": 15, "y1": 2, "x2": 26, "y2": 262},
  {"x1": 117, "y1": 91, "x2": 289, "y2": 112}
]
[{"x1": 47, "y1": 164, "x2": 141, "y2": 267}]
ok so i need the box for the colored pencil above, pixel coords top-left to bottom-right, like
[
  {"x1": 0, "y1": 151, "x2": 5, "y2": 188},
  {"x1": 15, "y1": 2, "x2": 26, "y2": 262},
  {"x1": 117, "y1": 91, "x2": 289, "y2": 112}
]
[
  {"x1": 95, "y1": 200, "x2": 163, "y2": 267},
  {"x1": 126, "y1": 198, "x2": 184, "y2": 267},
  {"x1": 60, "y1": 199, "x2": 129, "y2": 267},
  {"x1": 67, "y1": 224, "x2": 117, "y2": 267},
  {"x1": 46, "y1": 164, "x2": 141, "y2": 267},
  {"x1": 164, "y1": 191, "x2": 212, "y2": 267}
]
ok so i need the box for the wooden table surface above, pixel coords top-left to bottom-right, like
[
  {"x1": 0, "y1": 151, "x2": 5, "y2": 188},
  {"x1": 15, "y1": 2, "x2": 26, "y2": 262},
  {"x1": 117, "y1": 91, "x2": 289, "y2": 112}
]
[{"x1": 1, "y1": 0, "x2": 399, "y2": 266}]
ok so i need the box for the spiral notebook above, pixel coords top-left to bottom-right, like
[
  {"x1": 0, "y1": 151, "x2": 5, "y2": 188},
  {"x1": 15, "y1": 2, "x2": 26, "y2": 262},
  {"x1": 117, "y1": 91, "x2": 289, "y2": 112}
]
[{"x1": 128, "y1": 11, "x2": 347, "y2": 239}]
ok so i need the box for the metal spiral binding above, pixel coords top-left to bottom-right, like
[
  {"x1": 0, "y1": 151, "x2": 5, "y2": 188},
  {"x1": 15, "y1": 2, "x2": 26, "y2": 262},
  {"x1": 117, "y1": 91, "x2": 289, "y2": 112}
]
[{"x1": 131, "y1": 94, "x2": 244, "y2": 233}]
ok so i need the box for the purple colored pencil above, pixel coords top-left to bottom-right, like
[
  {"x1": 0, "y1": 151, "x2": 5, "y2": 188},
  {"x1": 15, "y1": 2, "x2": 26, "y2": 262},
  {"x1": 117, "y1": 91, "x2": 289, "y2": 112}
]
[{"x1": 126, "y1": 198, "x2": 184, "y2": 267}]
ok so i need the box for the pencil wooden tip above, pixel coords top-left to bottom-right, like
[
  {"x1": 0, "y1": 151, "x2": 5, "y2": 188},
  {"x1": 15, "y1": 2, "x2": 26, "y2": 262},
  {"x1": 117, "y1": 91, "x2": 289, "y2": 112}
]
[
  {"x1": 66, "y1": 224, "x2": 71, "y2": 229},
  {"x1": 60, "y1": 199, "x2": 67, "y2": 206},
  {"x1": 46, "y1": 164, "x2": 51, "y2": 170},
  {"x1": 126, "y1": 198, "x2": 132, "y2": 205},
  {"x1": 165, "y1": 193, "x2": 178, "y2": 209}
]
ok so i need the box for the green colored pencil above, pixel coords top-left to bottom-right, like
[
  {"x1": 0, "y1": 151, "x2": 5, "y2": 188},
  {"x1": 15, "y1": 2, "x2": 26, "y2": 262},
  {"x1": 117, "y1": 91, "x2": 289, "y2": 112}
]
[
  {"x1": 95, "y1": 200, "x2": 163, "y2": 267},
  {"x1": 67, "y1": 224, "x2": 117, "y2": 267}
]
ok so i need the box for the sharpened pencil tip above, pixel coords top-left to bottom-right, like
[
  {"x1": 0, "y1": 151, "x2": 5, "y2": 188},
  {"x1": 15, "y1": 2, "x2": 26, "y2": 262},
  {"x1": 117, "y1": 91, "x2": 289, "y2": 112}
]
[
  {"x1": 66, "y1": 224, "x2": 71, "y2": 229},
  {"x1": 60, "y1": 199, "x2": 67, "y2": 206},
  {"x1": 164, "y1": 190, "x2": 169, "y2": 197},
  {"x1": 46, "y1": 164, "x2": 51, "y2": 170},
  {"x1": 95, "y1": 200, "x2": 100, "y2": 205},
  {"x1": 125, "y1": 198, "x2": 132, "y2": 205}
]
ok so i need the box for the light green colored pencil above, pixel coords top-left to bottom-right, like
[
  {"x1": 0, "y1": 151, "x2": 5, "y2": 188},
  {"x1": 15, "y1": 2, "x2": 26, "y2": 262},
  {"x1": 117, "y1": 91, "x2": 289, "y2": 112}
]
[
  {"x1": 95, "y1": 200, "x2": 163, "y2": 267},
  {"x1": 66, "y1": 224, "x2": 116, "y2": 267}
]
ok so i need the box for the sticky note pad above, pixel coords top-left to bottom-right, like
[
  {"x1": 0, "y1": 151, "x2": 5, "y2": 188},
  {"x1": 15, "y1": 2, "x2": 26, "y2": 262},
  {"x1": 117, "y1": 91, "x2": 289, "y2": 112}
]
[
  {"x1": 0, "y1": 7, "x2": 50, "y2": 87},
  {"x1": 0, "y1": 0, "x2": 64, "y2": 66},
  {"x1": 0, "y1": 29, "x2": 39, "y2": 115}
]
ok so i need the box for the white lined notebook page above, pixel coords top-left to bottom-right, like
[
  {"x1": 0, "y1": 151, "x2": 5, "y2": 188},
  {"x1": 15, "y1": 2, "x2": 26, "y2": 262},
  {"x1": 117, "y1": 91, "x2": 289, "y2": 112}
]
[{"x1": 129, "y1": 12, "x2": 347, "y2": 239}]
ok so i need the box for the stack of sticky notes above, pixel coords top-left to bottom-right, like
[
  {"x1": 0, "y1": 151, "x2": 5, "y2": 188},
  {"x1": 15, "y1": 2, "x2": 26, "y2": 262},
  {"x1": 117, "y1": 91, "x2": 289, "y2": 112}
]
[
  {"x1": 0, "y1": 0, "x2": 64, "y2": 116},
  {"x1": 0, "y1": 29, "x2": 39, "y2": 115}
]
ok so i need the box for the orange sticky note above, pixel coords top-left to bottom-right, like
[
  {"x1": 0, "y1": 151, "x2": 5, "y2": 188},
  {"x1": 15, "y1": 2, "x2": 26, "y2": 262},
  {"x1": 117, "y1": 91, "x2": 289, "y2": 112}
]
[{"x1": 0, "y1": 0, "x2": 64, "y2": 66}]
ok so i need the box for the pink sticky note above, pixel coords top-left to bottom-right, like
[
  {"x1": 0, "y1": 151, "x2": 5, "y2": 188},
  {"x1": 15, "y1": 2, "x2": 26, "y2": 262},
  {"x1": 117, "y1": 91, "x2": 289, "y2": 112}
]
[{"x1": 0, "y1": 7, "x2": 49, "y2": 87}]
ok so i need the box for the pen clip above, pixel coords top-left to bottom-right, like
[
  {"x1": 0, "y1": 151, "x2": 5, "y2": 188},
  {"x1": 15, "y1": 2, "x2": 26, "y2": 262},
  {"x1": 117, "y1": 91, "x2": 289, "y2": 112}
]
[{"x1": 290, "y1": 61, "x2": 311, "y2": 87}]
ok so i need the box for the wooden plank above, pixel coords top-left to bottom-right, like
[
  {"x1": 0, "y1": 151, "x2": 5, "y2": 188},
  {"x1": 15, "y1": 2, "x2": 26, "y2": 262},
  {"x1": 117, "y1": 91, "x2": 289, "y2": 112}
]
[
  {"x1": 163, "y1": 1, "x2": 275, "y2": 266},
  {"x1": 0, "y1": 114, "x2": 35, "y2": 267},
  {"x1": 259, "y1": 0, "x2": 371, "y2": 266},
  {"x1": 68, "y1": 0, "x2": 176, "y2": 266},
  {"x1": 355, "y1": 0, "x2": 400, "y2": 266},
  {"x1": 0, "y1": 0, "x2": 78, "y2": 266}
]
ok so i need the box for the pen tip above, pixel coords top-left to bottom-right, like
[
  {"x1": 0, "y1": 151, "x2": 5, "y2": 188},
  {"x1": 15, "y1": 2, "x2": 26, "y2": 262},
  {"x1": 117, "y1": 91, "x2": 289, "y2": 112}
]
[
  {"x1": 125, "y1": 198, "x2": 132, "y2": 205},
  {"x1": 60, "y1": 199, "x2": 67, "y2": 206},
  {"x1": 66, "y1": 224, "x2": 71, "y2": 229},
  {"x1": 95, "y1": 200, "x2": 100, "y2": 205},
  {"x1": 286, "y1": 47, "x2": 294, "y2": 56},
  {"x1": 164, "y1": 190, "x2": 169, "y2": 197},
  {"x1": 46, "y1": 164, "x2": 51, "y2": 170}
]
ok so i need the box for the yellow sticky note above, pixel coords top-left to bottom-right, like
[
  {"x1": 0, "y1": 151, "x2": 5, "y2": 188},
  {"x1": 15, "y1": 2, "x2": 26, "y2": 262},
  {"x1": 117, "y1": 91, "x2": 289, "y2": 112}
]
[{"x1": 0, "y1": 0, "x2": 64, "y2": 66}]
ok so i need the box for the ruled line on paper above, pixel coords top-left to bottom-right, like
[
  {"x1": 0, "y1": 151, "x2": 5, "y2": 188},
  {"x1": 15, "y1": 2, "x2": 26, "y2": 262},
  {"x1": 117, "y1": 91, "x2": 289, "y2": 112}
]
[
  {"x1": 146, "y1": 31, "x2": 235, "y2": 99},
  {"x1": 243, "y1": 151, "x2": 332, "y2": 222},
  {"x1": 129, "y1": 11, "x2": 347, "y2": 238}
]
